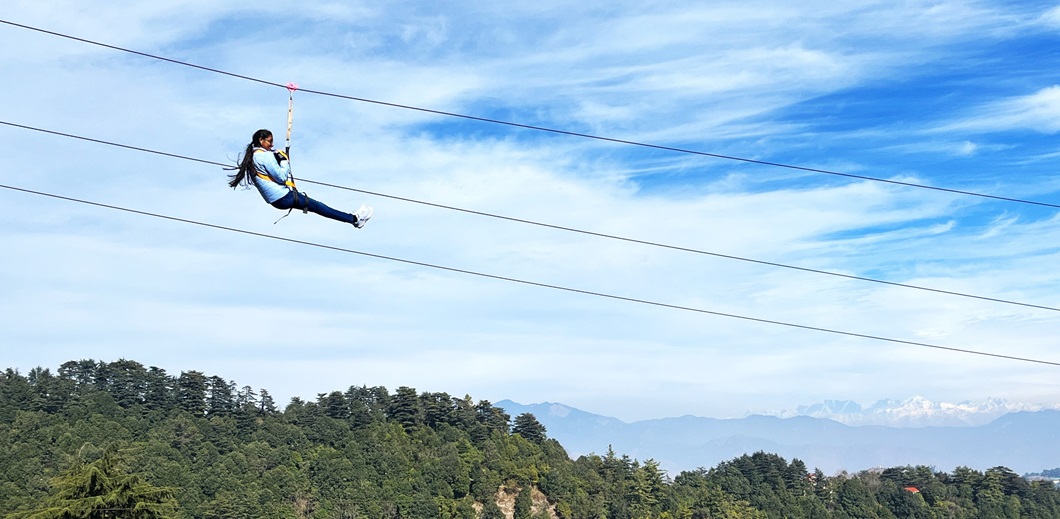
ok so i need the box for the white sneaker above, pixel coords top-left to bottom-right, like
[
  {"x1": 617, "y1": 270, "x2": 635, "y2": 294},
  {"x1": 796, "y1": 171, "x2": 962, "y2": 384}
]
[{"x1": 353, "y1": 204, "x2": 373, "y2": 228}]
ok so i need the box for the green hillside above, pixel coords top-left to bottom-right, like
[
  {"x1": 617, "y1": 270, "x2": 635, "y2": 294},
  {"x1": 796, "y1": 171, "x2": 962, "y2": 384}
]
[{"x1": 2, "y1": 360, "x2": 1058, "y2": 518}]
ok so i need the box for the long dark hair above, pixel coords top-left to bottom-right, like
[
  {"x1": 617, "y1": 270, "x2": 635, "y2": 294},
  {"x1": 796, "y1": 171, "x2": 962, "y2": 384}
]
[{"x1": 228, "y1": 129, "x2": 272, "y2": 189}]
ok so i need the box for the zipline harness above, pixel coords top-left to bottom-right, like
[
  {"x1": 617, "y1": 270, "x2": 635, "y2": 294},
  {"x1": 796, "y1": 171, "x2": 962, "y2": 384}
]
[{"x1": 268, "y1": 82, "x2": 305, "y2": 224}]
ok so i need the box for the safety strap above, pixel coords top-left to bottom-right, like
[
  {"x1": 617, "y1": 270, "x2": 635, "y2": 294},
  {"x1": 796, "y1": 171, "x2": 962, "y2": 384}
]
[
  {"x1": 285, "y1": 83, "x2": 298, "y2": 156},
  {"x1": 253, "y1": 148, "x2": 297, "y2": 189},
  {"x1": 251, "y1": 148, "x2": 307, "y2": 222},
  {"x1": 274, "y1": 82, "x2": 301, "y2": 224},
  {"x1": 273, "y1": 191, "x2": 309, "y2": 225}
]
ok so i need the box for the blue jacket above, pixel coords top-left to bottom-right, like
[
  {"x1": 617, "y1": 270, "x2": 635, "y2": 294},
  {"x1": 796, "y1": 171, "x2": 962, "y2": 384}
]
[{"x1": 251, "y1": 148, "x2": 292, "y2": 203}]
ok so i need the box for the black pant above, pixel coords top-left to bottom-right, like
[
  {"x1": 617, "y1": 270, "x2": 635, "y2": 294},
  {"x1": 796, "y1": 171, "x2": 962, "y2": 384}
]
[{"x1": 271, "y1": 191, "x2": 355, "y2": 224}]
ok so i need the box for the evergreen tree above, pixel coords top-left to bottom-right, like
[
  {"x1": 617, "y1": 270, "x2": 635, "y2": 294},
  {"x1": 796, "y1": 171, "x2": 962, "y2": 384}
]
[
  {"x1": 10, "y1": 443, "x2": 177, "y2": 519},
  {"x1": 511, "y1": 413, "x2": 547, "y2": 444},
  {"x1": 476, "y1": 400, "x2": 510, "y2": 436},
  {"x1": 176, "y1": 371, "x2": 207, "y2": 415},
  {"x1": 0, "y1": 368, "x2": 35, "y2": 421},
  {"x1": 480, "y1": 498, "x2": 506, "y2": 519},
  {"x1": 389, "y1": 386, "x2": 424, "y2": 428},
  {"x1": 205, "y1": 376, "x2": 235, "y2": 417},
  {"x1": 57, "y1": 360, "x2": 100, "y2": 388},
  {"x1": 319, "y1": 391, "x2": 349, "y2": 420},
  {"x1": 26, "y1": 367, "x2": 72, "y2": 414},
  {"x1": 514, "y1": 485, "x2": 534, "y2": 519},
  {"x1": 144, "y1": 367, "x2": 175, "y2": 411},
  {"x1": 107, "y1": 359, "x2": 149, "y2": 408},
  {"x1": 257, "y1": 388, "x2": 277, "y2": 414},
  {"x1": 234, "y1": 385, "x2": 257, "y2": 411},
  {"x1": 343, "y1": 385, "x2": 375, "y2": 428},
  {"x1": 422, "y1": 391, "x2": 455, "y2": 428},
  {"x1": 452, "y1": 395, "x2": 484, "y2": 435},
  {"x1": 834, "y1": 477, "x2": 882, "y2": 518}
]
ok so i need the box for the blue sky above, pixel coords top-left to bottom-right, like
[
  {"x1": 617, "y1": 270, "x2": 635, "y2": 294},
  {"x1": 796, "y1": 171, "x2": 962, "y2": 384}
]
[{"x1": 2, "y1": 0, "x2": 1059, "y2": 422}]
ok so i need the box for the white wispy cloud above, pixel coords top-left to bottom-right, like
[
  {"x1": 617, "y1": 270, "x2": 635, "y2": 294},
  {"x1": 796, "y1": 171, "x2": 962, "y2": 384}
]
[
  {"x1": 1036, "y1": 5, "x2": 1060, "y2": 27},
  {"x1": 941, "y1": 85, "x2": 1060, "y2": 134},
  {"x1": 2, "y1": 0, "x2": 1059, "y2": 423}
]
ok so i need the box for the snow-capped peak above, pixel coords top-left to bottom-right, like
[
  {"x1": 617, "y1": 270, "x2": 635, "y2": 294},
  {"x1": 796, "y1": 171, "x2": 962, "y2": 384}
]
[{"x1": 767, "y1": 397, "x2": 1059, "y2": 427}]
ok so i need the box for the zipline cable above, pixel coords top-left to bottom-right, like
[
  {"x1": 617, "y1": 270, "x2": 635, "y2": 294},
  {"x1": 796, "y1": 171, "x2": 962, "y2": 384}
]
[
  {"x1": 2, "y1": 180, "x2": 1060, "y2": 366},
  {"x1": 3, "y1": 118, "x2": 1058, "y2": 314},
  {"x1": 2, "y1": 18, "x2": 1059, "y2": 210}
]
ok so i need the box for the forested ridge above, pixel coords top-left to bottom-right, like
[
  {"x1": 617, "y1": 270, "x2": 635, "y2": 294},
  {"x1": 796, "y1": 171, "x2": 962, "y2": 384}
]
[{"x1": 2, "y1": 359, "x2": 1059, "y2": 518}]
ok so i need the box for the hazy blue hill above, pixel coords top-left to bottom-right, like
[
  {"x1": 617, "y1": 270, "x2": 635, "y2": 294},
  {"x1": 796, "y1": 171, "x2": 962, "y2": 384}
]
[
  {"x1": 985, "y1": 409, "x2": 1060, "y2": 431},
  {"x1": 495, "y1": 400, "x2": 628, "y2": 452},
  {"x1": 497, "y1": 401, "x2": 1060, "y2": 475}
]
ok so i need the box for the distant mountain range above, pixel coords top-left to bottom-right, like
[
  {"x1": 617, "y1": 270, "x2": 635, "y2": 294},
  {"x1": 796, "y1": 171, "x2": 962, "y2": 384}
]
[
  {"x1": 760, "y1": 396, "x2": 1060, "y2": 427},
  {"x1": 495, "y1": 399, "x2": 1060, "y2": 477}
]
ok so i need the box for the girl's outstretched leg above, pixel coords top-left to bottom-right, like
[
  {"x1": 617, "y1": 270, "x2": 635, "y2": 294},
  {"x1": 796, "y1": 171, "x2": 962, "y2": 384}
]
[
  {"x1": 272, "y1": 191, "x2": 366, "y2": 226},
  {"x1": 301, "y1": 195, "x2": 357, "y2": 225}
]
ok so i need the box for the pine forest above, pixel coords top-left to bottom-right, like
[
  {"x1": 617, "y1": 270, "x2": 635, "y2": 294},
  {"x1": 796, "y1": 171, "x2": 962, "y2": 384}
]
[{"x1": 3, "y1": 359, "x2": 1059, "y2": 519}]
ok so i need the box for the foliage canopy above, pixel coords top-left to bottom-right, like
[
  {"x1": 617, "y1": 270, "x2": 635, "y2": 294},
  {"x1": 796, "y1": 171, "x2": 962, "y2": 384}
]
[{"x1": 3, "y1": 360, "x2": 1058, "y2": 519}]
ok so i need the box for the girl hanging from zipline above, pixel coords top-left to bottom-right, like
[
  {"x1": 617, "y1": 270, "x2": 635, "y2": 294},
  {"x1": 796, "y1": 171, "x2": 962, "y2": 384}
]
[{"x1": 228, "y1": 128, "x2": 373, "y2": 228}]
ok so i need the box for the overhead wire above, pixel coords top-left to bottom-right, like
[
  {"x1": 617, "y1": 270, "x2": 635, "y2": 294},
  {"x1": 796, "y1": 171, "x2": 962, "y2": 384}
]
[
  {"x1": 3, "y1": 118, "x2": 1058, "y2": 314},
  {"x1": 1, "y1": 181, "x2": 1057, "y2": 367},
  {"x1": 3, "y1": 20, "x2": 1058, "y2": 368},
  {"x1": 2, "y1": 18, "x2": 1059, "y2": 210}
]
